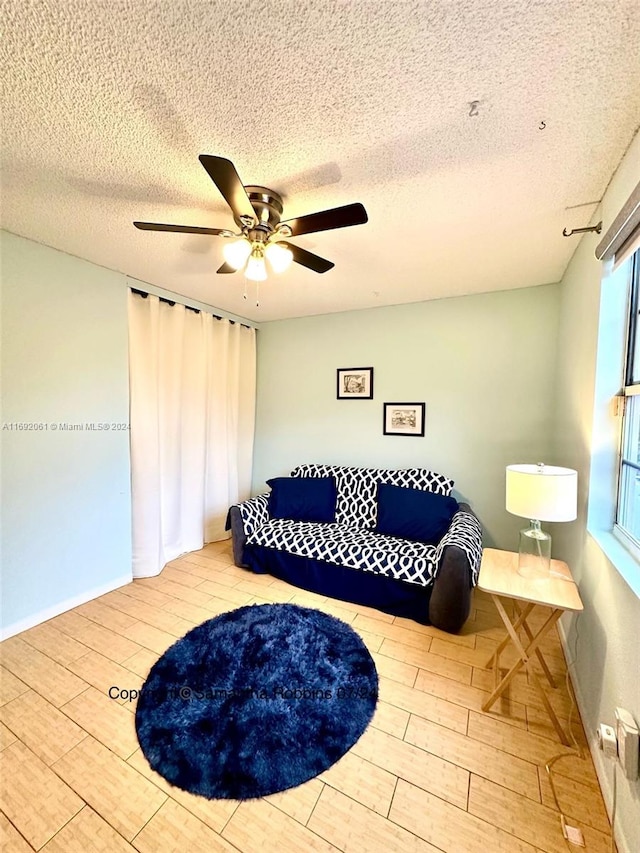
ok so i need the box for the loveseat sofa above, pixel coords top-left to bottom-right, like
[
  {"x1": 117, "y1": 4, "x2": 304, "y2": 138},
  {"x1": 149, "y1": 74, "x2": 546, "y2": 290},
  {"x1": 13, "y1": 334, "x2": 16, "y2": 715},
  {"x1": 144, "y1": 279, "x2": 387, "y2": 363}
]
[{"x1": 227, "y1": 464, "x2": 482, "y2": 633}]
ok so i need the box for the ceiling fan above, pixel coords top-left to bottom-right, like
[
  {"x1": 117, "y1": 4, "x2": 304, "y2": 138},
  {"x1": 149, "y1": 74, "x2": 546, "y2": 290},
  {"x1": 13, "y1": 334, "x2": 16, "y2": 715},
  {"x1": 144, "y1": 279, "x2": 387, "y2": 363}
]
[{"x1": 133, "y1": 155, "x2": 368, "y2": 281}]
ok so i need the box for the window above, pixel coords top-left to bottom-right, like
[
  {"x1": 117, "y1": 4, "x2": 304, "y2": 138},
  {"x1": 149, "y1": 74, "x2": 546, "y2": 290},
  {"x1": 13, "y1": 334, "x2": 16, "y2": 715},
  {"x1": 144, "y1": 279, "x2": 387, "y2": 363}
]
[{"x1": 616, "y1": 249, "x2": 640, "y2": 551}]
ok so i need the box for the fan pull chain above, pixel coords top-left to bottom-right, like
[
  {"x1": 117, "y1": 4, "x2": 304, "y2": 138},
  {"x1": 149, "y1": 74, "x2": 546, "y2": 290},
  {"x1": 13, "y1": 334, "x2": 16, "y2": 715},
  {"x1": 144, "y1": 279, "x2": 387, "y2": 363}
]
[{"x1": 241, "y1": 274, "x2": 259, "y2": 307}]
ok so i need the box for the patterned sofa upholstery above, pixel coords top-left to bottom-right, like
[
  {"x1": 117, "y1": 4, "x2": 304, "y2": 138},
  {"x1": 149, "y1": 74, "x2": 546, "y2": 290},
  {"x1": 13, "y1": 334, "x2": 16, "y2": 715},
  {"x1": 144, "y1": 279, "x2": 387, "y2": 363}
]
[{"x1": 227, "y1": 464, "x2": 482, "y2": 633}]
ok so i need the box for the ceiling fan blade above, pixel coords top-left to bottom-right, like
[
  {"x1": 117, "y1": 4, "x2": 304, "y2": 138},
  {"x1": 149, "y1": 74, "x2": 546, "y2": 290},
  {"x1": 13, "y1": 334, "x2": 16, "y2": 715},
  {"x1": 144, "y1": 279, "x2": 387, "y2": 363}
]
[
  {"x1": 133, "y1": 221, "x2": 227, "y2": 235},
  {"x1": 198, "y1": 155, "x2": 256, "y2": 224},
  {"x1": 217, "y1": 262, "x2": 237, "y2": 274},
  {"x1": 282, "y1": 242, "x2": 334, "y2": 274},
  {"x1": 281, "y1": 202, "x2": 368, "y2": 237}
]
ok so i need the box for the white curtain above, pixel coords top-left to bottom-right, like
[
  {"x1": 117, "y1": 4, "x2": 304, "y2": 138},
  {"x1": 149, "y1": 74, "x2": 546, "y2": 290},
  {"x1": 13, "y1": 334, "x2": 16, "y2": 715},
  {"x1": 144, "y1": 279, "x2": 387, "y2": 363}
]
[{"x1": 128, "y1": 291, "x2": 256, "y2": 577}]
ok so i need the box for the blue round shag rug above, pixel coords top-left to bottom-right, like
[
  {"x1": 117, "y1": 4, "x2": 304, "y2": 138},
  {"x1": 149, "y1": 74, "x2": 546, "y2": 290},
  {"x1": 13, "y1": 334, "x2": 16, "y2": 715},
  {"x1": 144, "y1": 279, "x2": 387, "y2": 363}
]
[{"x1": 135, "y1": 603, "x2": 378, "y2": 799}]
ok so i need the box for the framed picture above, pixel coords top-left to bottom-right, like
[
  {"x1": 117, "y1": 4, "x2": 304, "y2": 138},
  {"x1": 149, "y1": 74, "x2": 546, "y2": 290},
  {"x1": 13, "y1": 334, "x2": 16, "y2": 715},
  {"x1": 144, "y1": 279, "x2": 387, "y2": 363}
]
[
  {"x1": 383, "y1": 402, "x2": 426, "y2": 436},
  {"x1": 336, "y1": 367, "x2": 374, "y2": 400}
]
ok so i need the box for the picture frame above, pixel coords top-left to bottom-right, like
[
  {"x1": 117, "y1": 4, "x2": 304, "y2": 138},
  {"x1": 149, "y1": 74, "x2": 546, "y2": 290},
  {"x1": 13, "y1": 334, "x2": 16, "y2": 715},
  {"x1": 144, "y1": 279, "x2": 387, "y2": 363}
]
[
  {"x1": 383, "y1": 402, "x2": 426, "y2": 437},
  {"x1": 336, "y1": 367, "x2": 374, "y2": 400}
]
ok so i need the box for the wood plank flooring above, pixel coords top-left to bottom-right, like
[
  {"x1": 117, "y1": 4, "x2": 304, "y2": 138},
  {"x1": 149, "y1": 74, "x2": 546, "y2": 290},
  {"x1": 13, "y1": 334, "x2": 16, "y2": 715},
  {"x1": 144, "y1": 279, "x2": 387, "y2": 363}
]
[{"x1": 0, "y1": 541, "x2": 612, "y2": 852}]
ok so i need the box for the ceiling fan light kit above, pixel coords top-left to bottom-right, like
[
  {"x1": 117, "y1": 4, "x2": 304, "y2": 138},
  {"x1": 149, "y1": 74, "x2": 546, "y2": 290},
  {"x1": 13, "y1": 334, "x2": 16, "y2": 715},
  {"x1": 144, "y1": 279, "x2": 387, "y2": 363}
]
[
  {"x1": 246, "y1": 249, "x2": 268, "y2": 282},
  {"x1": 264, "y1": 241, "x2": 293, "y2": 274},
  {"x1": 222, "y1": 232, "x2": 293, "y2": 280},
  {"x1": 222, "y1": 238, "x2": 251, "y2": 270},
  {"x1": 133, "y1": 155, "x2": 368, "y2": 293}
]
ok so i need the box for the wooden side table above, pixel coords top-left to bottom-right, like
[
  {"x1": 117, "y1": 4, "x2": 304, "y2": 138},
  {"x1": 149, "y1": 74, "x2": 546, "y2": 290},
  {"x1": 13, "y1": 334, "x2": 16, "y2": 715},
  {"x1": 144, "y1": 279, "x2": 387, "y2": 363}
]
[{"x1": 477, "y1": 548, "x2": 583, "y2": 746}]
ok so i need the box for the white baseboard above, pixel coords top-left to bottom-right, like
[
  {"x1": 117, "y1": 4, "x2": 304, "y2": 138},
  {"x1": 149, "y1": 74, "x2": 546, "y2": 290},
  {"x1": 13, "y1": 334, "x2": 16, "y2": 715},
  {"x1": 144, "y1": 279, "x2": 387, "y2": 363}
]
[
  {"x1": 557, "y1": 618, "x2": 629, "y2": 853},
  {"x1": 0, "y1": 573, "x2": 133, "y2": 640}
]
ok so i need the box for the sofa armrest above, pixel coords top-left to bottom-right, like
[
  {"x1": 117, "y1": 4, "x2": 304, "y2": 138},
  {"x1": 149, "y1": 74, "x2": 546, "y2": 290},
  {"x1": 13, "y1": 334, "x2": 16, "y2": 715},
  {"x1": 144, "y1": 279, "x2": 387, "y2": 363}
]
[
  {"x1": 225, "y1": 494, "x2": 270, "y2": 568},
  {"x1": 429, "y1": 503, "x2": 482, "y2": 633},
  {"x1": 433, "y1": 503, "x2": 482, "y2": 585},
  {"x1": 227, "y1": 505, "x2": 249, "y2": 568}
]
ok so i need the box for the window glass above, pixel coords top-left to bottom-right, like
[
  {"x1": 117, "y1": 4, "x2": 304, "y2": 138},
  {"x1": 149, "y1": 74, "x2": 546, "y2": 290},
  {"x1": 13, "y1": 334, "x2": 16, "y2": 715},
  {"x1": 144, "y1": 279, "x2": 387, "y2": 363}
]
[
  {"x1": 618, "y1": 396, "x2": 640, "y2": 537},
  {"x1": 627, "y1": 261, "x2": 640, "y2": 385},
  {"x1": 617, "y1": 250, "x2": 640, "y2": 545}
]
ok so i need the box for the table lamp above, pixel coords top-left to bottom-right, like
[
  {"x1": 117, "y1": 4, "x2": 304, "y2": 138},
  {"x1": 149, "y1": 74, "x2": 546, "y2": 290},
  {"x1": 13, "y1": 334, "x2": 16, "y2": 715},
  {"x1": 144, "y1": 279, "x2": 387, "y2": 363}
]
[{"x1": 505, "y1": 463, "x2": 578, "y2": 578}]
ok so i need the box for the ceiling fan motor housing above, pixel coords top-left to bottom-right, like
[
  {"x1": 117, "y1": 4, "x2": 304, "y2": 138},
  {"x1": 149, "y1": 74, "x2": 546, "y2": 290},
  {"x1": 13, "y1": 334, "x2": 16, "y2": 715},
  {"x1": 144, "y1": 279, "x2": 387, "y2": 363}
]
[{"x1": 241, "y1": 186, "x2": 284, "y2": 236}]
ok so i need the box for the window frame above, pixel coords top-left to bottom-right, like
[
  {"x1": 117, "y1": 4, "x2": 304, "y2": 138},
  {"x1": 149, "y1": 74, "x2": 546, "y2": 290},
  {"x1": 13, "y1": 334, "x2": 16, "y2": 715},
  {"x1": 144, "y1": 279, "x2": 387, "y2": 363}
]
[{"x1": 614, "y1": 249, "x2": 640, "y2": 554}]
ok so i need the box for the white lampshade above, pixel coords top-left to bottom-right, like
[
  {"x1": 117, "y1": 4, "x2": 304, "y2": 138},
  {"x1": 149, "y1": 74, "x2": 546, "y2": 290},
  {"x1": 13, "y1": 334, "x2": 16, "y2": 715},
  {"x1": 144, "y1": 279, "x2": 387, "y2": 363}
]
[
  {"x1": 265, "y1": 241, "x2": 293, "y2": 273},
  {"x1": 245, "y1": 253, "x2": 267, "y2": 282},
  {"x1": 223, "y1": 239, "x2": 251, "y2": 270},
  {"x1": 506, "y1": 464, "x2": 577, "y2": 522}
]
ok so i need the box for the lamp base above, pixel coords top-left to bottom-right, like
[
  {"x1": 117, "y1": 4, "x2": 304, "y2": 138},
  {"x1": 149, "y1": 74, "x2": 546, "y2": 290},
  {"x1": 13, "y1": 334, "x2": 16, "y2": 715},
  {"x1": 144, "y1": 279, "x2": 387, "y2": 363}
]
[{"x1": 517, "y1": 520, "x2": 551, "y2": 579}]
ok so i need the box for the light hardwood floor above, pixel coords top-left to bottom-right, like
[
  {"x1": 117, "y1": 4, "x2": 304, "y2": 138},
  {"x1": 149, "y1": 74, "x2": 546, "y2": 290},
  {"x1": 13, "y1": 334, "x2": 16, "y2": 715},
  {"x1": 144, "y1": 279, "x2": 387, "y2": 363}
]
[{"x1": 0, "y1": 541, "x2": 613, "y2": 852}]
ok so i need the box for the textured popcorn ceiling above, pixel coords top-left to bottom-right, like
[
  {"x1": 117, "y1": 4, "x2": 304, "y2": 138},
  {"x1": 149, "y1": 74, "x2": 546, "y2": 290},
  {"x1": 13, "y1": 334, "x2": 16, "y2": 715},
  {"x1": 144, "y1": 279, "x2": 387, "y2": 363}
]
[{"x1": 1, "y1": 1, "x2": 639, "y2": 322}]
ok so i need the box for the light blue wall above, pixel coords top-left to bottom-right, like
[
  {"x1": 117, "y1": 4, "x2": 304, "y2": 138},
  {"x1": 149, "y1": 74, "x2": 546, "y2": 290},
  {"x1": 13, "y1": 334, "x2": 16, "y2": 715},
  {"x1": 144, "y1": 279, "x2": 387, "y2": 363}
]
[
  {"x1": 552, "y1": 131, "x2": 640, "y2": 853},
  {"x1": 1, "y1": 232, "x2": 132, "y2": 636},
  {"x1": 253, "y1": 284, "x2": 560, "y2": 549}
]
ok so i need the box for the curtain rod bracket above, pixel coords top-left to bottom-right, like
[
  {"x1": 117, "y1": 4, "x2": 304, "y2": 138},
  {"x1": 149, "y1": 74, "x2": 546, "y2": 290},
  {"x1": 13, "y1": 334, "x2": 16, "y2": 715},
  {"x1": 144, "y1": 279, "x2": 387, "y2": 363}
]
[
  {"x1": 129, "y1": 287, "x2": 253, "y2": 329},
  {"x1": 562, "y1": 221, "x2": 602, "y2": 237}
]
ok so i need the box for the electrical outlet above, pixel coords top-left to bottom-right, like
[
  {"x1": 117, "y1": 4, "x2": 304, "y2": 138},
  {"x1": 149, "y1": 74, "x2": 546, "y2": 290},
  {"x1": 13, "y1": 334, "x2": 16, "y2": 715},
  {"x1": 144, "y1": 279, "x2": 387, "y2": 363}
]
[
  {"x1": 615, "y1": 707, "x2": 639, "y2": 781},
  {"x1": 597, "y1": 722, "x2": 618, "y2": 760}
]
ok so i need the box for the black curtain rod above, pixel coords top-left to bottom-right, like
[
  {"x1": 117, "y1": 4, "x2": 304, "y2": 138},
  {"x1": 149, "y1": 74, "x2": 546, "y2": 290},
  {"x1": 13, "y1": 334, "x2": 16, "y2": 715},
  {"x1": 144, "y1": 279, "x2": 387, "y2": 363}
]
[{"x1": 130, "y1": 288, "x2": 253, "y2": 329}]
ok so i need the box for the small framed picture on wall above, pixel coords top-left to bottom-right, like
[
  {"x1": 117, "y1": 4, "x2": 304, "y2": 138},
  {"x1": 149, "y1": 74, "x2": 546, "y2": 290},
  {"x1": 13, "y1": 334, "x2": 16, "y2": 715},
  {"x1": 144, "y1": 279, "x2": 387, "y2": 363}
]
[
  {"x1": 336, "y1": 367, "x2": 374, "y2": 399},
  {"x1": 383, "y1": 402, "x2": 426, "y2": 436}
]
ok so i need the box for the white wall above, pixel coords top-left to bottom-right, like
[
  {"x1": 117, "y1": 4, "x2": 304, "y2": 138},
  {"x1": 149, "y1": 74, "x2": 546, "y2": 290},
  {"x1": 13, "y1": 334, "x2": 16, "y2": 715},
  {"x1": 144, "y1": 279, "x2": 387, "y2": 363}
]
[
  {"x1": 1, "y1": 232, "x2": 132, "y2": 637},
  {"x1": 253, "y1": 284, "x2": 560, "y2": 548},
  {"x1": 552, "y1": 130, "x2": 640, "y2": 853}
]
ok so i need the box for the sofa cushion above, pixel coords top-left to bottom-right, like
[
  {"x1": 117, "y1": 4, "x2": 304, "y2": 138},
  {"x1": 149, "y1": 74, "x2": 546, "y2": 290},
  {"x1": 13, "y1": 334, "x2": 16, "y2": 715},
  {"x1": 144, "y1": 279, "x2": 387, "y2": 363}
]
[
  {"x1": 246, "y1": 520, "x2": 439, "y2": 587},
  {"x1": 375, "y1": 484, "x2": 459, "y2": 544},
  {"x1": 267, "y1": 476, "x2": 337, "y2": 523},
  {"x1": 290, "y1": 464, "x2": 454, "y2": 529}
]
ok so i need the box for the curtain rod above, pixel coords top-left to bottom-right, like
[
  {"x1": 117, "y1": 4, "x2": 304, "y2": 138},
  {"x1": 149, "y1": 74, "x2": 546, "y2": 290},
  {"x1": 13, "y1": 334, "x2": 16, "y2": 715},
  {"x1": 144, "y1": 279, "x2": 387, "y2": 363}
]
[
  {"x1": 595, "y1": 180, "x2": 640, "y2": 261},
  {"x1": 129, "y1": 287, "x2": 255, "y2": 330}
]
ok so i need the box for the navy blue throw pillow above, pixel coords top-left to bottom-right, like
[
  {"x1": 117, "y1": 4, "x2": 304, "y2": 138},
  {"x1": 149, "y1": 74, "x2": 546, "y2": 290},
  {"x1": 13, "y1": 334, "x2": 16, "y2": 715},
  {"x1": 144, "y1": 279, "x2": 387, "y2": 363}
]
[
  {"x1": 375, "y1": 483, "x2": 458, "y2": 544},
  {"x1": 267, "y1": 477, "x2": 337, "y2": 523}
]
